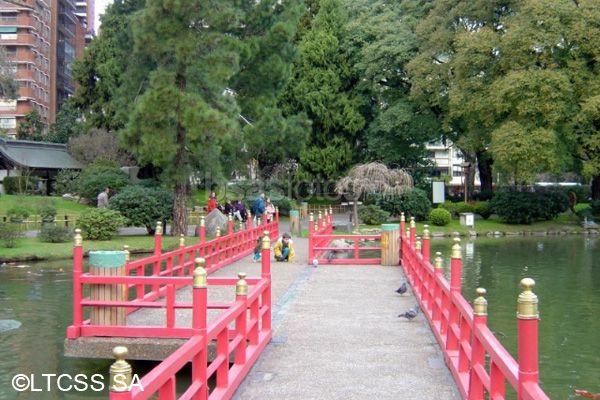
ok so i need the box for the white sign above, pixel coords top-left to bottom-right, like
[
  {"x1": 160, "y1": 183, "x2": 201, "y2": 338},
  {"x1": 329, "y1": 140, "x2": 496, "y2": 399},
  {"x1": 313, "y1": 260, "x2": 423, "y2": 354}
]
[{"x1": 432, "y1": 181, "x2": 445, "y2": 204}]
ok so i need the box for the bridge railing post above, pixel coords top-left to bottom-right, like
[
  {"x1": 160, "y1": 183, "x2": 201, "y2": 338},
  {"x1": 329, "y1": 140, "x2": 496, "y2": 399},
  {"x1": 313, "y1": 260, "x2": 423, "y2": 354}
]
[
  {"x1": 109, "y1": 346, "x2": 133, "y2": 399},
  {"x1": 422, "y1": 225, "x2": 430, "y2": 263},
  {"x1": 399, "y1": 213, "x2": 405, "y2": 264},
  {"x1": 67, "y1": 229, "x2": 83, "y2": 339},
  {"x1": 446, "y1": 238, "x2": 462, "y2": 352},
  {"x1": 468, "y1": 288, "x2": 487, "y2": 400},
  {"x1": 234, "y1": 273, "x2": 248, "y2": 366},
  {"x1": 409, "y1": 217, "x2": 416, "y2": 244},
  {"x1": 432, "y1": 252, "x2": 443, "y2": 325},
  {"x1": 414, "y1": 237, "x2": 422, "y2": 297},
  {"x1": 308, "y1": 213, "x2": 314, "y2": 261},
  {"x1": 517, "y1": 278, "x2": 540, "y2": 400},
  {"x1": 261, "y1": 232, "x2": 272, "y2": 332},
  {"x1": 152, "y1": 221, "x2": 162, "y2": 294},
  {"x1": 192, "y1": 259, "x2": 208, "y2": 400}
]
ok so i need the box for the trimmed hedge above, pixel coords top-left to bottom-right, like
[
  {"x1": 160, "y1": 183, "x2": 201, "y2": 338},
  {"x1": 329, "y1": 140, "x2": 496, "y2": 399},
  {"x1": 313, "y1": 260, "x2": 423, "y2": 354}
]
[
  {"x1": 429, "y1": 208, "x2": 452, "y2": 226},
  {"x1": 76, "y1": 208, "x2": 128, "y2": 240},
  {"x1": 109, "y1": 185, "x2": 174, "y2": 234},
  {"x1": 2, "y1": 176, "x2": 40, "y2": 195},
  {"x1": 358, "y1": 204, "x2": 390, "y2": 225},
  {"x1": 376, "y1": 188, "x2": 432, "y2": 221},
  {"x1": 489, "y1": 189, "x2": 568, "y2": 224}
]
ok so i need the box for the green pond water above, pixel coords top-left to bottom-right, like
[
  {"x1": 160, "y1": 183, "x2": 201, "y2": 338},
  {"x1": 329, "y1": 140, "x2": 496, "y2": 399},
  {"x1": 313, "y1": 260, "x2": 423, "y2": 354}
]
[
  {"x1": 0, "y1": 235, "x2": 598, "y2": 399},
  {"x1": 429, "y1": 235, "x2": 600, "y2": 400}
]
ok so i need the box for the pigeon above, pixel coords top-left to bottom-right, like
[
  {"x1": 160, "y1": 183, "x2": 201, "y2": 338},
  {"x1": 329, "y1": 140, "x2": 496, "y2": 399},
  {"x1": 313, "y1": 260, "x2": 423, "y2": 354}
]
[
  {"x1": 312, "y1": 258, "x2": 318, "y2": 268},
  {"x1": 395, "y1": 282, "x2": 407, "y2": 295},
  {"x1": 398, "y1": 305, "x2": 420, "y2": 321},
  {"x1": 327, "y1": 251, "x2": 335, "y2": 262}
]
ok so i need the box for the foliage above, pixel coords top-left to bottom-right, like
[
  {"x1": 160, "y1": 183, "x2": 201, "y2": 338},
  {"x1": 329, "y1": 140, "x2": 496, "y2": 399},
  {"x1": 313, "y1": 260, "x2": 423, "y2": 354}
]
[
  {"x1": 429, "y1": 208, "x2": 452, "y2": 227},
  {"x1": 46, "y1": 99, "x2": 85, "y2": 143},
  {"x1": 6, "y1": 205, "x2": 31, "y2": 219},
  {"x1": 358, "y1": 204, "x2": 389, "y2": 225},
  {"x1": 489, "y1": 190, "x2": 569, "y2": 224},
  {"x1": 0, "y1": 45, "x2": 19, "y2": 100},
  {"x1": 475, "y1": 201, "x2": 492, "y2": 220},
  {"x1": 270, "y1": 196, "x2": 295, "y2": 217},
  {"x1": 109, "y1": 185, "x2": 174, "y2": 234},
  {"x1": 67, "y1": 128, "x2": 134, "y2": 166},
  {"x1": 38, "y1": 225, "x2": 73, "y2": 243},
  {"x1": 75, "y1": 159, "x2": 129, "y2": 201},
  {"x1": 590, "y1": 201, "x2": 600, "y2": 216},
  {"x1": 76, "y1": 208, "x2": 128, "y2": 240},
  {"x1": 439, "y1": 201, "x2": 476, "y2": 218},
  {"x1": 376, "y1": 188, "x2": 431, "y2": 222},
  {"x1": 0, "y1": 223, "x2": 24, "y2": 248},
  {"x1": 15, "y1": 110, "x2": 46, "y2": 141},
  {"x1": 52, "y1": 169, "x2": 80, "y2": 195},
  {"x1": 37, "y1": 199, "x2": 57, "y2": 219},
  {"x1": 2, "y1": 176, "x2": 39, "y2": 195}
]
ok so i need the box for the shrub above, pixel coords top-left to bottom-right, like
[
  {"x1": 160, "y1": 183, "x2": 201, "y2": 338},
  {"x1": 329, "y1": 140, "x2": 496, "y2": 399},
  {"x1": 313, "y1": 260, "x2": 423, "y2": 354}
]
[
  {"x1": 2, "y1": 176, "x2": 39, "y2": 195},
  {"x1": 576, "y1": 207, "x2": 594, "y2": 223},
  {"x1": 358, "y1": 204, "x2": 390, "y2": 225},
  {"x1": 38, "y1": 225, "x2": 72, "y2": 243},
  {"x1": 270, "y1": 195, "x2": 294, "y2": 217},
  {"x1": 429, "y1": 208, "x2": 452, "y2": 226},
  {"x1": 38, "y1": 199, "x2": 58, "y2": 219},
  {"x1": 0, "y1": 223, "x2": 24, "y2": 248},
  {"x1": 109, "y1": 185, "x2": 174, "y2": 234},
  {"x1": 376, "y1": 188, "x2": 432, "y2": 221},
  {"x1": 438, "y1": 201, "x2": 459, "y2": 217},
  {"x1": 76, "y1": 208, "x2": 128, "y2": 240},
  {"x1": 590, "y1": 200, "x2": 600, "y2": 216},
  {"x1": 7, "y1": 205, "x2": 31, "y2": 219},
  {"x1": 52, "y1": 169, "x2": 80, "y2": 195},
  {"x1": 490, "y1": 189, "x2": 569, "y2": 224},
  {"x1": 76, "y1": 159, "x2": 130, "y2": 201},
  {"x1": 475, "y1": 201, "x2": 492, "y2": 220}
]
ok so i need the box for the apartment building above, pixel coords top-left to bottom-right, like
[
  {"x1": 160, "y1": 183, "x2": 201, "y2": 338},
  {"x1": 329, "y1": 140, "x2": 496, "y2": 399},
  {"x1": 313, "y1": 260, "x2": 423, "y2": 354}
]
[
  {"x1": 426, "y1": 139, "x2": 481, "y2": 189},
  {"x1": 0, "y1": 0, "x2": 94, "y2": 137}
]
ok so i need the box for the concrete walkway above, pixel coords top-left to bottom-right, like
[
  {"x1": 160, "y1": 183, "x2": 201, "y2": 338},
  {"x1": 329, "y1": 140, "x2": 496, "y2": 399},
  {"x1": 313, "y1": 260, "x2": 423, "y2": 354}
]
[{"x1": 230, "y1": 221, "x2": 459, "y2": 400}]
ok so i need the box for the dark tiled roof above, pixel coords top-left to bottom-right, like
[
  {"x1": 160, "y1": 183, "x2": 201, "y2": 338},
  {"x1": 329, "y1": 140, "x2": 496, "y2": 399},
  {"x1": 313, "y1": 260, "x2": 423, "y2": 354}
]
[{"x1": 0, "y1": 139, "x2": 84, "y2": 170}]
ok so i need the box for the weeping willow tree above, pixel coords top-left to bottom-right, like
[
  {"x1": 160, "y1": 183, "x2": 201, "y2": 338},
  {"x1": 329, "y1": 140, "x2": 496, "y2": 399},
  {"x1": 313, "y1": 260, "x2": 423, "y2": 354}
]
[{"x1": 335, "y1": 162, "x2": 413, "y2": 228}]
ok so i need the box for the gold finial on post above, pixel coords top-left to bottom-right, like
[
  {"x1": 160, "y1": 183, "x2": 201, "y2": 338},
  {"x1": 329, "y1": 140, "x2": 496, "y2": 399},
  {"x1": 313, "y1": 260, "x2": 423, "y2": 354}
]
[
  {"x1": 318, "y1": 211, "x2": 323, "y2": 221},
  {"x1": 109, "y1": 346, "x2": 132, "y2": 392},
  {"x1": 410, "y1": 216, "x2": 415, "y2": 229},
  {"x1": 415, "y1": 237, "x2": 422, "y2": 250},
  {"x1": 329, "y1": 205, "x2": 333, "y2": 215},
  {"x1": 451, "y1": 237, "x2": 461, "y2": 259},
  {"x1": 200, "y1": 216, "x2": 205, "y2": 227},
  {"x1": 257, "y1": 217, "x2": 262, "y2": 226},
  {"x1": 216, "y1": 228, "x2": 221, "y2": 237},
  {"x1": 517, "y1": 278, "x2": 538, "y2": 319},
  {"x1": 400, "y1": 212, "x2": 405, "y2": 222},
  {"x1": 236, "y1": 272, "x2": 247, "y2": 296},
  {"x1": 155, "y1": 221, "x2": 163, "y2": 236},
  {"x1": 261, "y1": 231, "x2": 271, "y2": 249},
  {"x1": 275, "y1": 206, "x2": 279, "y2": 214},
  {"x1": 123, "y1": 245, "x2": 130, "y2": 262},
  {"x1": 405, "y1": 228, "x2": 410, "y2": 239},
  {"x1": 473, "y1": 288, "x2": 488, "y2": 316},
  {"x1": 228, "y1": 213, "x2": 233, "y2": 221},
  {"x1": 179, "y1": 234, "x2": 185, "y2": 247},
  {"x1": 239, "y1": 220, "x2": 243, "y2": 231},
  {"x1": 309, "y1": 212, "x2": 314, "y2": 222},
  {"x1": 423, "y1": 225, "x2": 430, "y2": 240},
  {"x1": 193, "y1": 258, "x2": 207, "y2": 288},
  {"x1": 74, "y1": 228, "x2": 82, "y2": 246},
  {"x1": 434, "y1": 252, "x2": 443, "y2": 269}
]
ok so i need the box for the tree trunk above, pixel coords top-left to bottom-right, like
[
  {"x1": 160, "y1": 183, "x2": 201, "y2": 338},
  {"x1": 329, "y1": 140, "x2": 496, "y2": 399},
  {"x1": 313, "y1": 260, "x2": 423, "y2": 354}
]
[
  {"x1": 171, "y1": 71, "x2": 188, "y2": 236},
  {"x1": 592, "y1": 175, "x2": 600, "y2": 201},
  {"x1": 476, "y1": 150, "x2": 494, "y2": 193},
  {"x1": 352, "y1": 193, "x2": 360, "y2": 229},
  {"x1": 172, "y1": 180, "x2": 187, "y2": 236}
]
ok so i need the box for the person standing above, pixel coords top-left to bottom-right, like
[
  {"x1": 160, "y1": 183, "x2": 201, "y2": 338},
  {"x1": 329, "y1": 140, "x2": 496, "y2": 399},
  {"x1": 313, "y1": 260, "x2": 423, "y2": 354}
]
[
  {"x1": 97, "y1": 187, "x2": 109, "y2": 209},
  {"x1": 252, "y1": 192, "x2": 265, "y2": 221},
  {"x1": 265, "y1": 197, "x2": 275, "y2": 223}
]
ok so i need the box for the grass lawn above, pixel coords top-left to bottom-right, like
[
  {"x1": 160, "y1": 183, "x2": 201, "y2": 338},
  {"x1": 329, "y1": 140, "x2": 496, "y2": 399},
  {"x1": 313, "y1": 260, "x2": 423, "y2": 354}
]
[
  {"x1": 1, "y1": 235, "x2": 182, "y2": 263},
  {"x1": 0, "y1": 194, "x2": 92, "y2": 216}
]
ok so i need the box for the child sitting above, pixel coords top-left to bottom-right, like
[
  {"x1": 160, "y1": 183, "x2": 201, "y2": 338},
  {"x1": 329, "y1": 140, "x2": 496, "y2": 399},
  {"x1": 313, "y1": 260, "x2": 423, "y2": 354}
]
[{"x1": 274, "y1": 232, "x2": 295, "y2": 262}]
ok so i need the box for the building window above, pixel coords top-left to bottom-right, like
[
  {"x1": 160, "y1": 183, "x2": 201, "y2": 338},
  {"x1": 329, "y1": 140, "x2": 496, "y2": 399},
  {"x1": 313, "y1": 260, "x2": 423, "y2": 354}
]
[
  {"x1": 0, "y1": 118, "x2": 17, "y2": 129},
  {"x1": 0, "y1": 100, "x2": 17, "y2": 111}
]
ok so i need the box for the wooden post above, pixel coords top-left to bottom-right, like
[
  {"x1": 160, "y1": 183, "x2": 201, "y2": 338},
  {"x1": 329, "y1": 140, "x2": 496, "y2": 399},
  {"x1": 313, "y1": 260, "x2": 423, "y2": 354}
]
[
  {"x1": 381, "y1": 224, "x2": 400, "y2": 266},
  {"x1": 289, "y1": 210, "x2": 300, "y2": 235},
  {"x1": 89, "y1": 250, "x2": 126, "y2": 326},
  {"x1": 300, "y1": 202, "x2": 308, "y2": 219}
]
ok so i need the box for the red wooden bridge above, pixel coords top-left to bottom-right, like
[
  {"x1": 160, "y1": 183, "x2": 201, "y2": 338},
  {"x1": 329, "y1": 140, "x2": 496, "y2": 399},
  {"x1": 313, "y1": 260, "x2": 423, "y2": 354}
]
[{"x1": 65, "y1": 209, "x2": 551, "y2": 399}]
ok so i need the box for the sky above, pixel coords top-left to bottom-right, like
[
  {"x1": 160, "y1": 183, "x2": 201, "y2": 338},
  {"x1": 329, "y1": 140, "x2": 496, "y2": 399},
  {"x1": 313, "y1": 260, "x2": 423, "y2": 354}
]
[{"x1": 94, "y1": 0, "x2": 113, "y2": 34}]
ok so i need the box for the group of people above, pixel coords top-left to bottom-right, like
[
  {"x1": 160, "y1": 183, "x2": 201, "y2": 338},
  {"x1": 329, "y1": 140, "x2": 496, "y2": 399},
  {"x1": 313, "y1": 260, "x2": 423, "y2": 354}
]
[
  {"x1": 254, "y1": 231, "x2": 295, "y2": 263},
  {"x1": 206, "y1": 191, "x2": 276, "y2": 223}
]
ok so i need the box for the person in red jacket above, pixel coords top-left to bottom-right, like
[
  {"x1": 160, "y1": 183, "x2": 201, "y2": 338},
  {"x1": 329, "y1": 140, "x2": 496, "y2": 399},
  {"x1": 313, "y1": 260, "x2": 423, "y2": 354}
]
[{"x1": 207, "y1": 192, "x2": 219, "y2": 213}]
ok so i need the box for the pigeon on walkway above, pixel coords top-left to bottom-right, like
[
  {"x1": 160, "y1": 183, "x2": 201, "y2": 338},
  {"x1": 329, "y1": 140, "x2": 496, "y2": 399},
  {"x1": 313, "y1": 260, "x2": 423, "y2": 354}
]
[
  {"x1": 395, "y1": 282, "x2": 407, "y2": 295},
  {"x1": 312, "y1": 258, "x2": 318, "y2": 268},
  {"x1": 398, "y1": 305, "x2": 420, "y2": 321},
  {"x1": 327, "y1": 251, "x2": 335, "y2": 262}
]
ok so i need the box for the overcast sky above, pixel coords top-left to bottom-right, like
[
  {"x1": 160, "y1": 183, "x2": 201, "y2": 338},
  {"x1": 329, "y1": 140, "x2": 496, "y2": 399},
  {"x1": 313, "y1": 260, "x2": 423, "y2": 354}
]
[{"x1": 94, "y1": 0, "x2": 112, "y2": 33}]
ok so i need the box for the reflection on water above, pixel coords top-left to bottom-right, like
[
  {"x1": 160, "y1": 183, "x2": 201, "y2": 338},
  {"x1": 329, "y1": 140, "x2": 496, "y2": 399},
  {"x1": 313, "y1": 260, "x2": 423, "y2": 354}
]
[{"x1": 430, "y1": 235, "x2": 600, "y2": 400}]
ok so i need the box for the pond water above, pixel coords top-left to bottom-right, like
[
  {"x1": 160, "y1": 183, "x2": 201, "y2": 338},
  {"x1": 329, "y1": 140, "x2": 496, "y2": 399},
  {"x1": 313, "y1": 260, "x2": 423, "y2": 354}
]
[
  {"x1": 430, "y1": 235, "x2": 600, "y2": 400},
  {"x1": 0, "y1": 235, "x2": 598, "y2": 399}
]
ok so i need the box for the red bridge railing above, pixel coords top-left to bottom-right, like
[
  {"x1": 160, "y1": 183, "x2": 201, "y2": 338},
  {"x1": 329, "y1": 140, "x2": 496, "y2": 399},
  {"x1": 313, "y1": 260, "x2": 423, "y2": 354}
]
[
  {"x1": 400, "y1": 215, "x2": 550, "y2": 400},
  {"x1": 308, "y1": 209, "x2": 381, "y2": 264},
  {"x1": 67, "y1": 212, "x2": 278, "y2": 339},
  {"x1": 108, "y1": 238, "x2": 274, "y2": 400}
]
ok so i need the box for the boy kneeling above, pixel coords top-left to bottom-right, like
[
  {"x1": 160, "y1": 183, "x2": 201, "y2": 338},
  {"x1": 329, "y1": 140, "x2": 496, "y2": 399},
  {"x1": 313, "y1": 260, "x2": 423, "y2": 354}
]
[{"x1": 274, "y1": 232, "x2": 295, "y2": 262}]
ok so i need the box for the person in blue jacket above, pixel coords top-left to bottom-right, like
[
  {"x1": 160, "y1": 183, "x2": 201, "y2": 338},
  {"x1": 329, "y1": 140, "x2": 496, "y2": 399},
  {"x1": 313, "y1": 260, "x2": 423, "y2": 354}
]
[{"x1": 252, "y1": 192, "x2": 265, "y2": 221}]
